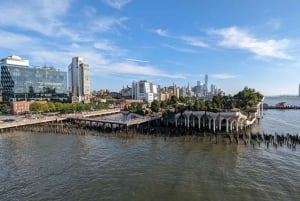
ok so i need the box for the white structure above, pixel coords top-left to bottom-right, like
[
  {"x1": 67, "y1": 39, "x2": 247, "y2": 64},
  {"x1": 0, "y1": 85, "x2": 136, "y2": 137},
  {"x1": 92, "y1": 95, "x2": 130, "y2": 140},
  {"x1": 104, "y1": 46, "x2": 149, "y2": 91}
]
[
  {"x1": 68, "y1": 57, "x2": 90, "y2": 103},
  {"x1": 175, "y1": 101, "x2": 264, "y2": 133},
  {"x1": 132, "y1": 80, "x2": 158, "y2": 103},
  {"x1": 0, "y1": 55, "x2": 29, "y2": 67}
]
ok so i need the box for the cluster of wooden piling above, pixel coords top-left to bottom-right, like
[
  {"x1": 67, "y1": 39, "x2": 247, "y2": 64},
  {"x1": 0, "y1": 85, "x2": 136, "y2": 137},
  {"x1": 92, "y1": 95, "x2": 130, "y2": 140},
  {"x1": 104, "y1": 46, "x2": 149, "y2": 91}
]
[
  {"x1": 0, "y1": 119, "x2": 299, "y2": 151},
  {"x1": 246, "y1": 132, "x2": 299, "y2": 150}
]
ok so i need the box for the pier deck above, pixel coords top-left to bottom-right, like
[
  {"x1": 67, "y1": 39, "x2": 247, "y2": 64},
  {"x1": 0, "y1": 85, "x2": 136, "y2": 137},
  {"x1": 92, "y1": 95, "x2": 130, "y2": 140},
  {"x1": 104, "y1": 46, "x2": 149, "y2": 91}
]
[
  {"x1": 0, "y1": 109, "x2": 122, "y2": 130},
  {"x1": 0, "y1": 109, "x2": 161, "y2": 131},
  {"x1": 68, "y1": 115, "x2": 161, "y2": 127},
  {"x1": 0, "y1": 116, "x2": 65, "y2": 129}
]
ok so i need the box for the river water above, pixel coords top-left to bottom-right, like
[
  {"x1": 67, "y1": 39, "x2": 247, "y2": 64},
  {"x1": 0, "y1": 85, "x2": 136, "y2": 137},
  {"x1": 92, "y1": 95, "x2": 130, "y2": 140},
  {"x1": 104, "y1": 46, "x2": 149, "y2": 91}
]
[{"x1": 0, "y1": 96, "x2": 300, "y2": 201}]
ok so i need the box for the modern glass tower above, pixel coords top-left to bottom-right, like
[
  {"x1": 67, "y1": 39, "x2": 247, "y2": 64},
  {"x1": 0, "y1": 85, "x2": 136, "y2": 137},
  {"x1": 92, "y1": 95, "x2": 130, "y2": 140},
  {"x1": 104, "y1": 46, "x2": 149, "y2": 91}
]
[
  {"x1": 0, "y1": 55, "x2": 68, "y2": 102},
  {"x1": 68, "y1": 57, "x2": 90, "y2": 103}
]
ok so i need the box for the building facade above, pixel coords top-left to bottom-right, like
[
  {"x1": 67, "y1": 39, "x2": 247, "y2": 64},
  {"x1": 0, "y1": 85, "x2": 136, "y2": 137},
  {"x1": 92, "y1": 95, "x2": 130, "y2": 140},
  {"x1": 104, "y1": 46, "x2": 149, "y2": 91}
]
[
  {"x1": 132, "y1": 80, "x2": 158, "y2": 103},
  {"x1": 68, "y1": 57, "x2": 90, "y2": 103},
  {"x1": 10, "y1": 100, "x2": 47, "y2": 114},
  {"x1": 0, "y1": 55, "x2": 68, "y2": 102}
]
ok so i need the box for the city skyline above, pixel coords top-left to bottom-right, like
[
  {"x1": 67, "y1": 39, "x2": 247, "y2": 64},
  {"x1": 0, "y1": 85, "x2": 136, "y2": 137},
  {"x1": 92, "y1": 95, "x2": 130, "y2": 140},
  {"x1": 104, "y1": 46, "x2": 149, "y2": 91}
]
[{"x1": 0, "y1": 1, "x2": 300, "y2": 96}]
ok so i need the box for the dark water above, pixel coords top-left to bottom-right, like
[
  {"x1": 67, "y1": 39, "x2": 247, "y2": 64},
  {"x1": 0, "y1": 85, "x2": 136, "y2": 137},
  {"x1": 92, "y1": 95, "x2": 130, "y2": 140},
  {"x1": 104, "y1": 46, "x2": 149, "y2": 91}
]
[{"x1": 0, "y1": 96, "x2": 300, "y2": 201}]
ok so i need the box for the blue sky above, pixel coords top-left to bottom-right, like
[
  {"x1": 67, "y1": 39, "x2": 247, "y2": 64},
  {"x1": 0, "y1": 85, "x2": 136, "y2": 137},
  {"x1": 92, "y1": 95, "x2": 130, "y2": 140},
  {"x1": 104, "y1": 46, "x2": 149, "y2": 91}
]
[{"x1": 0, "y1": 0, "x2": 300, "y2": 96}]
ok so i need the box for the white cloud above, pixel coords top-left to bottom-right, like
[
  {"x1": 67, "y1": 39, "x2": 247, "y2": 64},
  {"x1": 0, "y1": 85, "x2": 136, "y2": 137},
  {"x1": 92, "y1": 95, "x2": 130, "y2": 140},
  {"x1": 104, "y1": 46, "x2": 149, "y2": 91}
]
[
  {"x1": 0, "y1": 30, "x2": 37, "y2": 50},
  {"x1": 102, "y1": 0, "x2": 132, "y2": 9},
  {"x1": 210, "y1": 27, "x2": 292, "y2": 60},
  {"x1": 163, "y1": 44, "x2": 196, "y2": 53},
  {"x1": 125, "y1": 58, "x2": 149, "y2": 63},
  {"x1": 154, "y1": 29, "x2": 169, "y2": 37},
  {"x1": 0, "y1": 1, "x2": 185, "y2": 82},
  {"x1": 0, "y1": 0, "x2": 129, "y2": 42},
  {"x1": 153, "y1": 29, "x2": 209, "y2": 50},
  {"x1": 89, "y1": 16, "x2": 128, "y2": 33},
  {"x1": 93, "y1": 40, "x2": 117, "y2": 51},
  {"x1": 98, "y1": 62, "x2": 185, "y2": 78},
  {"x1": 93, "y1": 40, "x2": 126, "y2": 57},
  {"x1": 0, "y1": 30, "x2": 182, "y2": 79},
  {"x1": 180, "y1": 36, "x2": 208, "y2": 48},
  {"x1": 267, "y1": 19, "x2": 281, "y2": 30},
  {"x1": 84, "y1": 6, "x2": 97, "y2": 17},
  {"x1": 211, "y1": 73, "x2": 238, "y2": 79},
  {"x1": 0, "y1": 0, "x2": 70, "y2": 37}
]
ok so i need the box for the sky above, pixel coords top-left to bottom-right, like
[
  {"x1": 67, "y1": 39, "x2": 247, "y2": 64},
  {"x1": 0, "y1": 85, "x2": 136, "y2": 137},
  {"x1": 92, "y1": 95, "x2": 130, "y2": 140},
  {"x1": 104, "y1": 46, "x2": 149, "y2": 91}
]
[{"x1": 0, "y1": 0, "x2": 300, "y2": 96}]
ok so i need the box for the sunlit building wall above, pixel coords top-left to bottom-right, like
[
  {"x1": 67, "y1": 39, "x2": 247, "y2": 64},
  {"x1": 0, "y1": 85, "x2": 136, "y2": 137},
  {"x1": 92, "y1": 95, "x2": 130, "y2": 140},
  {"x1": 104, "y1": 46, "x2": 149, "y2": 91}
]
[{"x1": 68, "y1": 57, "x2": 90, "y2": 103}]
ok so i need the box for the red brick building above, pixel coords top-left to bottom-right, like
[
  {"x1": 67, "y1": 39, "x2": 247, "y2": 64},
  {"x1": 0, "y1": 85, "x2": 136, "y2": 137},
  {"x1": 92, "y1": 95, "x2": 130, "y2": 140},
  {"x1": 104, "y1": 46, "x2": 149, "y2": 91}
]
[{"x1": 10, "y1": 101, "x2": 47, "y2": 114}]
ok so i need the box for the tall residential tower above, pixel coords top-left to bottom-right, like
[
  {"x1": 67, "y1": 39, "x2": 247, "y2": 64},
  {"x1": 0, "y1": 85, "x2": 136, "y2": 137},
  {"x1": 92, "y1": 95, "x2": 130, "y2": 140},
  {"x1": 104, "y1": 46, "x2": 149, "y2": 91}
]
[{"x1": 68, "y1": 57, "x2": 90, "y2": 103}]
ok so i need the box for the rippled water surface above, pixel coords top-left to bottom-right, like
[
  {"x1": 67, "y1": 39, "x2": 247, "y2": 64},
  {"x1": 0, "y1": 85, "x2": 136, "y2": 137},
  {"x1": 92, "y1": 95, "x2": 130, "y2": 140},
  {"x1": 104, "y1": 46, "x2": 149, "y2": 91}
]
[
  {"x1": 0, "y1": 96, "x2": 300, "y2": 201},
  {"x1": 1, "y1": 132, "x2": 299, "y2": 201}
]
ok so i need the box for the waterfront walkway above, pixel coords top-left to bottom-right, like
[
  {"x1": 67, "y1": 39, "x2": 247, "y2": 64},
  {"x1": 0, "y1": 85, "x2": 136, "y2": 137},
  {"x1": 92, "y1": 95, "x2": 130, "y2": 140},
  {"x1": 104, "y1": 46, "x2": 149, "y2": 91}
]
[
  {"x1": 0, "y1": 109, "x2": 121, "y2": 130},
  {"x1": 80, "y1": 108, "x2": 121, "y2": 117},
  {"x1": 0, "y1": 109, "x2": 159, "y2": 131},
  {"x1": 0, "y1": 116, "x2": 65, "y2": 130}
]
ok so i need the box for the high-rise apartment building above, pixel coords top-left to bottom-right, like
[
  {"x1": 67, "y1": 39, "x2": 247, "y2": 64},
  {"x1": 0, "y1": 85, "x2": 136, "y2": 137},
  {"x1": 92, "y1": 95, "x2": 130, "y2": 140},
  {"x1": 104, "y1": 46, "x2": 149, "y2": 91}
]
[
  {"x1": 132, "y1": 80, "x2": 158, "y2": 103},
  {"x1": 0, "y1": 55, "x2": 68, "y2": 102},
  {"x1": 68, "y1": 57, "x2": 90, "y2": 103}
]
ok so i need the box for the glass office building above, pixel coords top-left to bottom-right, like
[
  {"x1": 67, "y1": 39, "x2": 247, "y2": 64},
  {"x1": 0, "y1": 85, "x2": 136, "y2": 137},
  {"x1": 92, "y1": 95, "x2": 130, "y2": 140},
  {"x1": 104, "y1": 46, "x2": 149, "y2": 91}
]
[{"x1": 0, "y1": 55, "x2": 68, "y2": 102}]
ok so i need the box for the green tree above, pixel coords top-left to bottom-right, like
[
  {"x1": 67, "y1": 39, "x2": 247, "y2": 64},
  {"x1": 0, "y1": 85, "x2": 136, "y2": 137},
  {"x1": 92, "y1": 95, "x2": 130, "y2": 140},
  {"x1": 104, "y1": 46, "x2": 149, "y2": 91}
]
[
  {"x1": 0, "y1": 104, "x2": 9, "y2": 113},
  {"x1": 54, "y1": 102, "x2": 64, "y2": 112},
  {"x1": 233, "y1": 87, "x2": 263, "y2": 109},
  {"x1": 160, "y1": 101, "x2": 167, "y2": 109},
  {"x1": 83, "y1": 103, "x2": 92, "y2": 111},
  {"x1": 212, "y1": 94, "x2": 222, "y2": 109},
  {"x1": 41, "y1": 104, "x2": 49, "y2": 112},
  {"x1": 169, "y1": 95, "x2": 179, "y2": 105},
  {"x1": 129, "y1": 102, "x2": 145, "y2": 114},
  {"x1": 47, "y1": 102, "x2": 56, "y2": 112},
  {"x1": 151, "y1": 100, "x2": 160, "y2": 113},
  {"x1": 179, "y1": 96, "x2": 187, "y2": 104},
  {"x1": 30, "y1": 102, "x2": 43, "y2": 113}
]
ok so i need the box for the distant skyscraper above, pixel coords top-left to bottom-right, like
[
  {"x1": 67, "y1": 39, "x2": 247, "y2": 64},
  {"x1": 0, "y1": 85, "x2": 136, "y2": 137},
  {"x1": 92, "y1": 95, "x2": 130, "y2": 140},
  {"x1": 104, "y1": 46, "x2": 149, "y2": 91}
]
[
  {"x1": 211, "y1": 84, "x2": 215, "y2": 95},
  {"x1": 204, "y1": 74, "x2": 208, "y2": 96},
  {"x1": 68, "y1": 57, "x2": 90, "y2": 103},
  {"x1": 299, "y1": 84, "x2": 300, "y2": 97}
]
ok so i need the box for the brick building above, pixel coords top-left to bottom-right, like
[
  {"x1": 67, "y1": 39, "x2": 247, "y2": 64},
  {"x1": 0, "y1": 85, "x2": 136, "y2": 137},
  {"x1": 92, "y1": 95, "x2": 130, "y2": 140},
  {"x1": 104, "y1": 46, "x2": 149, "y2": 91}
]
[{"x1": 10, "y1": 100, "x2": 47, "y2": 114}]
